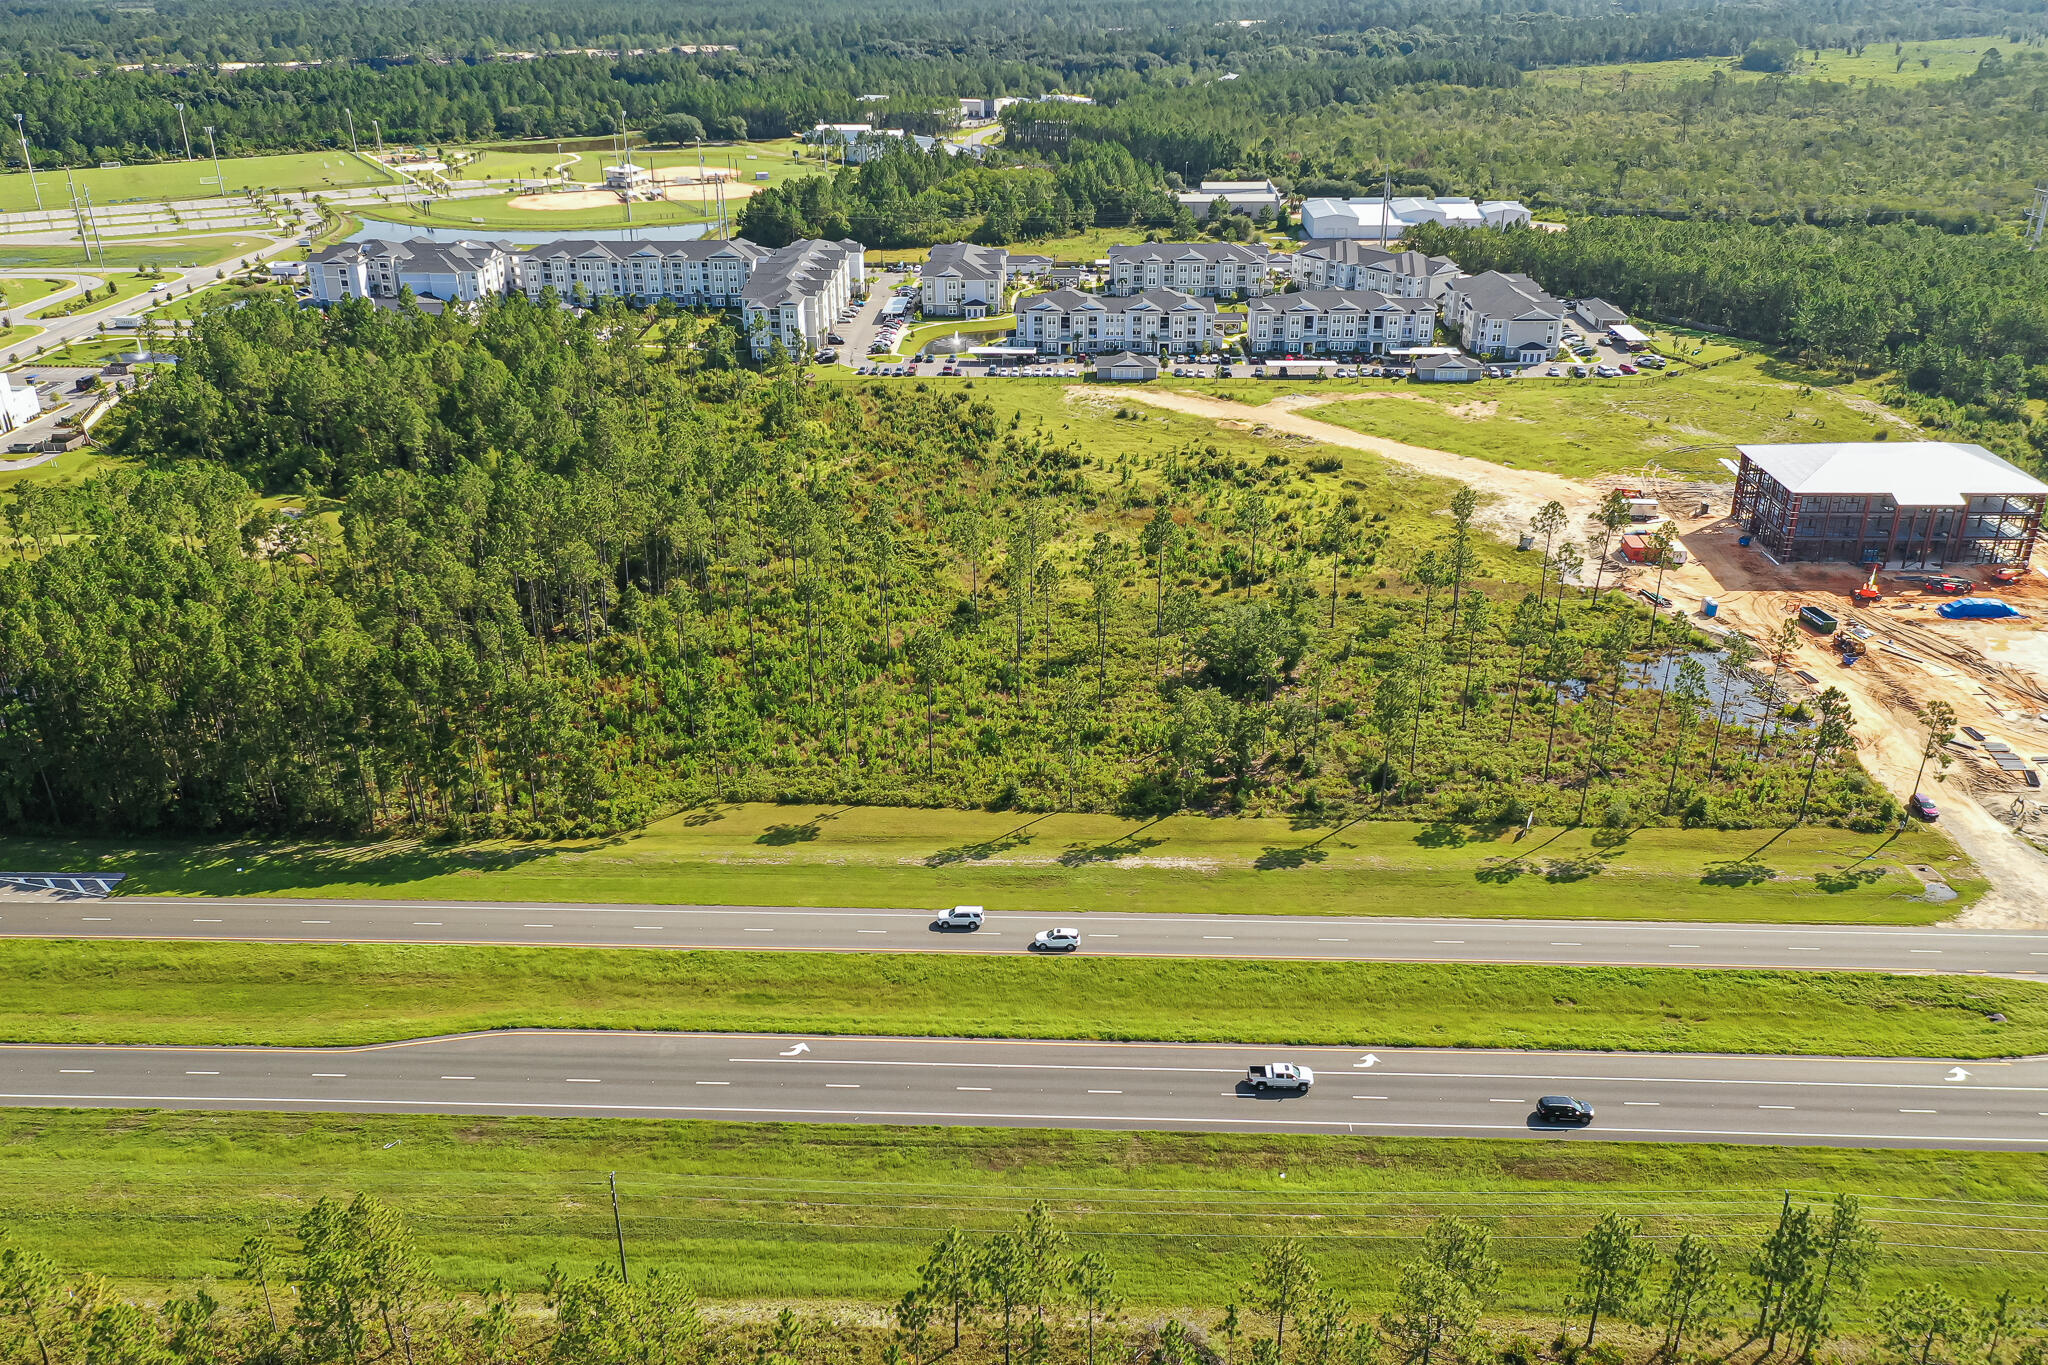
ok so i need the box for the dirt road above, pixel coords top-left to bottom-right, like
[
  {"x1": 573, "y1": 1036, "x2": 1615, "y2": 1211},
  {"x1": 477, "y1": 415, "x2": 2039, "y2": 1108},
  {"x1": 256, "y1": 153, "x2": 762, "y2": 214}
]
[
  {"x1": 1124, "y1": 388, "x2": 2048, "y2": 922},
  {"x1": 1118, "y1": 388, "x2": 1599, "y2": 539}
]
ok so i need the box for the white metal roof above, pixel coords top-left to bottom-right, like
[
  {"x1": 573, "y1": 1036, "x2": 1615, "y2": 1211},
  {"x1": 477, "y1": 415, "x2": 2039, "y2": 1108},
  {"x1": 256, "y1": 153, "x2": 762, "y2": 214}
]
[{"x1": 1738, "y1": 442, "x2": 2048, "y2": 508}]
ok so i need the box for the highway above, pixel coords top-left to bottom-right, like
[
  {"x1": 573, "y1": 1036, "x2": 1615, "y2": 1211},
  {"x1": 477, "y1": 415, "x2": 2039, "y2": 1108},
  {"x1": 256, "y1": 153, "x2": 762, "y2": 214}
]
[
  {"x1": 6, "y1": 895, "x2": 2041, "y2": 975},
  {"x1": 1, "y1": 1031, "x2": 2040, "y2": 1149}
]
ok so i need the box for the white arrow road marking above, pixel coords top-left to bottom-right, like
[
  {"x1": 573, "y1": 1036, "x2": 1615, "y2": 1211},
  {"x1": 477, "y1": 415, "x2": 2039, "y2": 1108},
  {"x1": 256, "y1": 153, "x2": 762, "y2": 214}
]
[
  {"x1": 1354, "y1": 1054, "x2": 1379, "y2": 1068},
  {"x1": 780, "y1": 1042, "x2": 811, "y2": 1056},
  {"x1": 1948, "y1": 1067, "x2": 1972, "y2": 1082}
]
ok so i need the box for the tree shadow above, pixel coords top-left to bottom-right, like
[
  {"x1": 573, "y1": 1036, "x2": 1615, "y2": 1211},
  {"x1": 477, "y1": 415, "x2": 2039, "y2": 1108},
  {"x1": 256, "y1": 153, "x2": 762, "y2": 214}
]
[
  {"x1": 1413, "y1": 822, "x2": 1473, "y2": 848},
  {"x1": 1815, "y1": 867, "x2": 1890, "y2": 893},
  {"x1": 1700, "y1": 859, "x2": 1775, "y2": 887},
  {"x1": 1254, "y1": 845, "x2": 1330, "y2": 870},
  {"x1": 1059, "y1": 833, "x2": 1168, "y2": 867},
  {"x1": 924, "y1": 814, "x2": 1053, "y2": 867},
  {"x1": 1590, "y1": 824, "x2": 1636, "y2": 850},
  {"x1": 1475, "y1": 857, "x2": 1531, "y2": 884},
  {"x1": 1542, "y1": 855, "x2": 1606, "y2": 883}
]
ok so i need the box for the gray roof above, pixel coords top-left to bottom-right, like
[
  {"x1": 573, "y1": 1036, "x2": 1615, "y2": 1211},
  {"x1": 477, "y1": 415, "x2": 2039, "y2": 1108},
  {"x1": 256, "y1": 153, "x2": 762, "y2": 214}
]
[
  {"x1": 1576, "y1": 297, "x2": 1627, "y2": 324},
  {"x1": 1296, "y1": 241, "x2": 1456, "y2": 275},
  {"x1": 1251, "y1": 289, "x2": 1433, "y2": 315},
  {"x1": 310, "y1": 237, "x2": 513, "y2": 273},
  {"x1": 1415, "y1": 353, "x2": 1482, "y2": 372},
  {"x1": 1020, "y1": 287, "x2": 1216, "y2": 315},
  {"x1": 925, "y1": 241, "x2": 1008, "y2": 283},
  {"x1": 523, "y1": 237, "x2": 770, "y2": 265},
  {"x1": 742, "y1": 239, "x2": 860, "y2": 307},
  {"x1": 1110, "y1": 242, "x2": 1270, "y2": 266},
  {"x1": 1738, "y1": 442, "x2": 2048, "y2": 508},
  {"x1": 1095, "y1": 350, "x2": 1158, "y2": 367},
  {"x1": 1455, "y1": 270, "x2": 1564, "y2": 321}
]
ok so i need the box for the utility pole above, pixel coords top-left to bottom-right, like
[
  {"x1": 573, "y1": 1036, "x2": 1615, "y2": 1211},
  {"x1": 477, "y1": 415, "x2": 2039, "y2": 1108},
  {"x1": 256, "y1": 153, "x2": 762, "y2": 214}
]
[
  {"x1": 344, "y1": 106, "x2": 359, "y2": 153},
  {"x1": 173, "y1": 102, "x2": 193, "y2": 160},
  {"x1": 371, "y1": 118, "x2": 384, "y2": 156},
  {"x1": 80, "y1": 187, "x2": 108, "y2": 262},
  {"x1": 203, "y1": 125, "x2": 225, "y2": 196},
  {"x1": 14, "y1": 114, "x2": 42, "y2": 212},
  {"x1": 608, "y1": 1173, "x2": 630, "y2": 1283},
  {"x1": 63, "y1": 168, "x2": 95, "y2": 263},
  {"x1": 1379, "y1": 167, "x2": 1393, "y2": 248},
  {"x1": 2028, "y1": 186, "x2": 2048, "y2": 250}
]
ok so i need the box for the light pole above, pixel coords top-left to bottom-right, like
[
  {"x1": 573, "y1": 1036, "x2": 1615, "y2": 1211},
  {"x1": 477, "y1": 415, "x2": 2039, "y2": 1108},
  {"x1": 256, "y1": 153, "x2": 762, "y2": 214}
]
[
  {"x1": 13, "y1": 114, "x2": 41, "y2": 211},
  {"x1": 173, "y1": 102, "x2": 192, "y2": 160},
  {"x1": 344, "y1": 106, "x2": 359, "y2": 153},
  {"x1": 203, "y1": 125, "x2": 224, "y2": 196},
  {"x1": 371, "y1": 118, "x2": 384, "y2": 156}
]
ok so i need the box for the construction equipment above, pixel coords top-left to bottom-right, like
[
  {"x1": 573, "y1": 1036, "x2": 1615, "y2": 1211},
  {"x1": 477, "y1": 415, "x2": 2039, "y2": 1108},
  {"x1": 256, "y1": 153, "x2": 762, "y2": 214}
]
[
  {"x1": 1852, "y1": 566, "x2": 1882, "y2": 603},
  {"x1": 1836, "y1": 634, "x2": 1866, "y2": 665},
  {"x1": 1925, "y1": 575, "x2": 1973, "y2": 594},
  {"x1": 1993, "y1": 565, "x2": 2025, "y2": 584}
]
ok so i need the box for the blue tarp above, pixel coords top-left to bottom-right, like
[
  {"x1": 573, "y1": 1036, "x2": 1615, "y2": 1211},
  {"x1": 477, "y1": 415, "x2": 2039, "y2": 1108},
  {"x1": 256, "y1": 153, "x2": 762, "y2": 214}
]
[{"x1": 1937, "y1": 597, "x2": 2020, "y2": 620}]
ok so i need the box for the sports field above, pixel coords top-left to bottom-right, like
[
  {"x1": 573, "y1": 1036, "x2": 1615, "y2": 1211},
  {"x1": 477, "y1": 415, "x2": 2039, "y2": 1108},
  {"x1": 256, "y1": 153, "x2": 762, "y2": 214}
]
[
  {"x1": 0, "y1": 234, "x2": 271, "y2": 269},
  {"x1": 0, "y1": 150, "x2": 398, "y2": 214}
]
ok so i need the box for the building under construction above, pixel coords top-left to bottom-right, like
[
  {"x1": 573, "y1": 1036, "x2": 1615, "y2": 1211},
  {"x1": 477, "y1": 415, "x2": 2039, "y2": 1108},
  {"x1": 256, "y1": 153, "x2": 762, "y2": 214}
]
[{"x1": 1730, "y1": 442, "x2": 2047, "y2": 567}]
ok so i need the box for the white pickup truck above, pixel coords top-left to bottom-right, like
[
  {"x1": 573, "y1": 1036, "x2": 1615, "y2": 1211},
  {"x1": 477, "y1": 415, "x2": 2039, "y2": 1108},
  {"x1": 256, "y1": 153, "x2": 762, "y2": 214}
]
[{"x1": 1246, "y1": 1063, "x2": 1314, "y2": 1092}]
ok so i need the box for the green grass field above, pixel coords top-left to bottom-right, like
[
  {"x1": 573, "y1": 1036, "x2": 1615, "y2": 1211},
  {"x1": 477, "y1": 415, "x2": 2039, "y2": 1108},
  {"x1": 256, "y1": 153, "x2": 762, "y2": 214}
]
[
  {"x1": 8, "y1": 803, "x2": 1972, "y2": 922},
  {"x1": 0, "y1": 151, "x2": 396, "y2": 214},
  {"x1": 0, "y1": 234, "x2": 270, "y2": 270},
  {"x1": 4, "y1": 1111, "x2": 2040, "y2": 1310},
  {"x1": 0, "y1": 275, "x2": 71, "y2": 313},
  {"x1": 3, "y1": 940, "x2": 2035, "y2": 1054},
  {"x1": 33, "y1": 270, "x2": 163, "y2": 319},
  {"x1": 1532, "y1": 35, "x2": 2018, "y2": 91},
  {"x1": 1291, "y1": 348, "x2": 1900, "y2": 480}
]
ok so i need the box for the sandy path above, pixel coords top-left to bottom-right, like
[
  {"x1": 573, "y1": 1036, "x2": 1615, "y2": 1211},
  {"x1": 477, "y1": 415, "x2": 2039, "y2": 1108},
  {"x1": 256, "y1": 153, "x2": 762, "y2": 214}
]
[
  {"x1": 1114, "y1": 386, "x2": 2048, "y2": 922},
  {"x1": 1118, "y1": 387, "x2": 1599, "y2": 541}
]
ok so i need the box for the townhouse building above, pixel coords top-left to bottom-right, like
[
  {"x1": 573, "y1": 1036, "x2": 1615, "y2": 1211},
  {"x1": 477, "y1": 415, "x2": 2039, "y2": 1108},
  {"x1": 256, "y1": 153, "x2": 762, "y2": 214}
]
[
  {"x1": 1107, "y1": 243, "x2": 1270, "y2": 298},
  {"x1": 307, "y1": 237, "x2": 518, "y2": 305},
  {"x1": 1014, "y1": 288, "x2": 1217, "y2": 355},
  {"x1": 1444, "y1": 270, "x2": 1565, "y2": 364},
  {"x1": 517, "y1": 238, "x2": 772, "y2": 306},
  {"x1": 739, "y1": 238, "x2": 867, "y2": 357},
  {"x1": 1247, "y1": 290, "x2": 1437, "y2": 356},
  {"x1": 1289, "y1": 241, "x2": 1462, "y2": 300},
  {"x1": 921, "y1": 242, "x2": 1009, "y2": 317}
]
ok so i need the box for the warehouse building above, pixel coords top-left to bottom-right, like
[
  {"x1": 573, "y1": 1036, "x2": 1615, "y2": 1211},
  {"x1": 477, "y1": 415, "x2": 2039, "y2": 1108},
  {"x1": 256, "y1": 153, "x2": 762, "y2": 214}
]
[{"x1": 1730, "y1": 442, "x2": 2047, "y2": 567}]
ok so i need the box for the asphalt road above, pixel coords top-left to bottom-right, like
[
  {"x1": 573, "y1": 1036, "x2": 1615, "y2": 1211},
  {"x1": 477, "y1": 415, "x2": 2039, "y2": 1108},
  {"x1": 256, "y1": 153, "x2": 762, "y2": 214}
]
[
  {"x1": 9, "y1": 895, "x2": 2042, "y2": 975},
  {"x1": 2, "y1": 1031, "x2": 2038, "y2": 1149}
]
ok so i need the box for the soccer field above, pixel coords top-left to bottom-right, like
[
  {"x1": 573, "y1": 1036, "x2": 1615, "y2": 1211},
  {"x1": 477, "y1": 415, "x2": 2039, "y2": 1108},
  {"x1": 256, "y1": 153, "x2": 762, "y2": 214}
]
[{"x1": 0, "y1": 150, "x2": 401, "y2": 213}]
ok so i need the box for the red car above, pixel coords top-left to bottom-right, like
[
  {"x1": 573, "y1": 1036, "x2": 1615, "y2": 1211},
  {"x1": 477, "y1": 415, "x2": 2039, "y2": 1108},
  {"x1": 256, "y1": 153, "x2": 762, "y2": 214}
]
[{"x1": 1908, "y1": 792, "x2": 1939, "y2": 822}]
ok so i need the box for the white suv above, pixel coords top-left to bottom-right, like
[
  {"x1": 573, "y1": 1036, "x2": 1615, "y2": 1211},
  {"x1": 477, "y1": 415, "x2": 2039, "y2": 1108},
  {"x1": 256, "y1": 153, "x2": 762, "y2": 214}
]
[
  {"x1": 1032, "y1": 927, "x2": 1081, "y2": 952},
  {"x1": 935, "y1": 906, "x2": 985, "y2": 931}
]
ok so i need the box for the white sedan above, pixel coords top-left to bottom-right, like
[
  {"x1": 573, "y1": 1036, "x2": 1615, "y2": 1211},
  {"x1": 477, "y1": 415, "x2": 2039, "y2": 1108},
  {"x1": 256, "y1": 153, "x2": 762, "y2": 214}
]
[{"x1": 1031, "y1": 927, "x2": 1082, "y2": 952}]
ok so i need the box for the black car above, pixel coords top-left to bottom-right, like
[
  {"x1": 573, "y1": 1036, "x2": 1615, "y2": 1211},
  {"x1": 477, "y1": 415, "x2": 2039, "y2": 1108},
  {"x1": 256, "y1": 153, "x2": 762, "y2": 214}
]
[{"x1": 1536, "y1": 1095, "x2": 1595, "y2": 1124}]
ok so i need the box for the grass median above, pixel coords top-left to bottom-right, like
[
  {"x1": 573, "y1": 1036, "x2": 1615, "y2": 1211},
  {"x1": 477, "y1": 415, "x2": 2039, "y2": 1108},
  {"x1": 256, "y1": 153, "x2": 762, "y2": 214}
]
[
  {"x1": 3, "y1": 1110, "x2": 2041, "y2": 1309},
  {"x1": 4, "y1": 940, "x2": 2035, "y2": 1055}
]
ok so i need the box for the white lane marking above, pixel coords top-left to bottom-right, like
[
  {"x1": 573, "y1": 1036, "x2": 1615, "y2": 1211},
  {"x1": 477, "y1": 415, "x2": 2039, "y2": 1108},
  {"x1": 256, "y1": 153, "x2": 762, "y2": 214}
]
[
  {"x1": 10, "y1": 1091, "x2": 2030, "y2": 1145},
  {"x1": 1353, "y1": 1095, "x2": 1388, "y2": 1100},
  {"x1": 695, "y1": 1081, "x2": 729, "y2": 1086},
  {"x1": 1202, "y1": 936, "x2": 1234, "y2": 941},
  {"x1": 1758, "y1": 1105, "x2": 1795, "y2": 1110},
  {"x1": 825, "y1": 1083, "x2": 859, "y2": 1088},
  {"x1": 58, "y1": 1069, "x2": 92, "y2": 1074},
  {"x1": 1434, "y1": 940, "x2": 1466, "y2": 945},
  {"x1": 301, "y1": 920, "x2": 330, "y2": 924},
  {"x1": 1090, "y1": 934, "x2": 1117, "y2": 938},
  {"x1": 193, "y1": 918, "x2": 222, "y2": 923},
  {"x1": 524, "y1": 924, "x2": 553, "y2": 928},
  {"x1": 957, "y1": 1086, "x2": 993, "y2": 1091},
  {"x1": 564, "y1": 1078, "x2": 602, "y2": 1084},
  {"x1": 634, "y1": 925, "x2": 662, "y2": 930},
  {"x1": 413, "y1": 921, "x2": 443, "y2": 927},
  {"x1": 185, "y1": 1071, "x2": 220, "y2": 1076},
  {"x1": 1487, "y1": 1098, "x2": 1523, "y2": 1103},
  {"x1": 1900, "y1": 1108, "x2": 1936, "y2": 1114},
  {"x1": 1909, "y1": 950, "x2": 1941, "y2": 954},
  {"x1": 856, "y1": 930, "x2": 886, "y2": 935},
  {"x1": 742, "y1": 928, "x2": 773, "y2": 932},
  {"x1": 1786, "y1": 947, "x2": 1821, "y2": 951},
  {"x1": 312, "y1": 1073, "x2": 346, "y2": 1078},
  {"x1": 1088, "y1": 1089, "x2": 1123, "y2": 1095},
  {"x1": 441, "y1": 1075, "x2": 475, "y2": 1081},
  {"x1": 83, "y1": 917, "x2": 111, "y2": 921},
  {"x1": 1318, "y1": 937, "x2": 1349, "y2": 942},
  {"x1": 1549, "y1": 942, "x2": 1582, "y2": 947},
  {"x1": 1623, "y1": 1101, "x2": 1660, "y2": 1106},
  {"x1": 1668, "y1": 944, "x2": 1700, "y2": 948}
]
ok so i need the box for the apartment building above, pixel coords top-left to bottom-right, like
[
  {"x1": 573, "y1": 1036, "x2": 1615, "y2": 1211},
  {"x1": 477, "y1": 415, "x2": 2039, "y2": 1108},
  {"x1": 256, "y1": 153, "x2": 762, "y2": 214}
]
[
  {"x1": 307, "y1": 237, "x2": 518, "y2": 304},
  {"x1": 1443, "y1": 270, "x2": 1565, "y2": 363},
  {"x1": 1107, "y1": 243, "x2": 1270, "y2": 298},
  {"x1": 1013, "y1": 288, "x2": 1217, "y2": 355},
  {"x1": 1247, "y1": 290, "x2": 1437, "y2": 355},
  {"x1": 1289, "y1": 241, "x2": 1462, "y2": 300},
  {"x1": 740, "y1": 238, "x2": 867, "y2": 357},
  {"x1": 518, "y1": 238, "x2": 773, "y2": 305},
  {"x1": 921, "y1": 242, "x2": 1009, "y2": 317}
]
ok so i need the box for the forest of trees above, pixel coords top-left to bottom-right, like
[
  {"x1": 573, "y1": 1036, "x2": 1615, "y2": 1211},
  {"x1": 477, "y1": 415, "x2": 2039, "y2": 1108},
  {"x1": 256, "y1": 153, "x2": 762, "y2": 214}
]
[
  {"x1": 0, "y1": 294, "x2": 1897, "y2": 839},
  {"x1": 1405, "y1": 215, "x2": 2048, "y2": 470},
  {"x1": 0, "y1": 1191, "x2": 2033, "y2": 1365}
]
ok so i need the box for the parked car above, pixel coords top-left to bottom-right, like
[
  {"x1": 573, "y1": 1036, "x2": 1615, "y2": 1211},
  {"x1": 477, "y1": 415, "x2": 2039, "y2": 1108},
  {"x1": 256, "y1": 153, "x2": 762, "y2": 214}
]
[
  {"x1": 1246, "y1": 1063, "x2": 1315, "y2": 1092},
  {"x1": 815, "y1": 348, "x2": 838, "y2": 363},
  {"x1": 1617, "y1": 362, "x2": 1638, "y2": 375},
  {"x1": 934, "y1": 905, "x2": 985, "y2": 931},
  {"x1": 1032, "y1": 926, "x2": 1082, "y2": 952},
  {"x1": 1571, "y1": 365, "x2": 1590, "y2": 378},
  {"x1": 1483, "y1": 365, "x2": 1501, "y2": 379},
  {"x1": 1546, "y1": 366, "x2": 1561, "y2": 377},
  {"x1": 827, "y1": 333, "x2": 846, "y2": 345},
  {"x1": 1594, "y1": 364, "x2": 1621, "y2": 378},
  {"x1": 1638, "y1": 354, "x2": 1667, "y2": 369},
  {"x1": 1908, "y1": 792, "x2": 1940, "y2": 822},
  {"x1": 1536, "y1": 1096, "x2": 1595, "y2": 1124}
]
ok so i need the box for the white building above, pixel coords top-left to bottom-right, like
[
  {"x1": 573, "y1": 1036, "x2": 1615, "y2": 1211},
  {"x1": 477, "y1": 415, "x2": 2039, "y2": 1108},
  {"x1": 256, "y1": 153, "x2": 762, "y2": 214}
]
[
  {"x1": 1094, "y1": 350, "x2": 1159, "y2": 381},
  {"x1": 518, "y1": 238, "x2": 773, "y2": 305},
  {"x1": 603, "y1": 162, "x2": 654, "y2": 194},
  {"x1": 1247, "y1": 290, "x2": 1437, "y2": 356},
  {"x1": 740, "y1": 238, "x2": 867, "y2": 357},
  {"x1": 0, "y1": 372, "x2": 40, "y2": 433},
  {"x1": 1443, "y1": 270, "x2": 1565, "y2": 364},
  {"x1": 806, "y1": 122, "x2": 910, "y2": 164},
  {"x1": 306, "y1": 238, "x2": 519, "y2": 304},
  {"x1": 1108, "y1": 242, "x2": 1270, "y2": 298},
  {"x1": 1299, "y1": 196, "x2": 1531, "y2": 240},
  {"x1": 1014, "y1": 288, "x2": 1216, "y2": 355},
  {"x1": 1175, "y1": 179, "x2": 1284, "y2": 219},
  {"x1": 1289, "y1": 241, "x2": 1462, "y2": 300},
  {"x1": 921, "y1": 242, "x2": 1009, "y2": 317}
]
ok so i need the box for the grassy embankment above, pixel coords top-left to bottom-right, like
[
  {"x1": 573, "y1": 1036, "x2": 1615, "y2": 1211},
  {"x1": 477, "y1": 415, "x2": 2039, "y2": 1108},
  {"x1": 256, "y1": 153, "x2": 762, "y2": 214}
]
[
  {"x1": 1, "y1": 275, "x2": 72, "y2": 313},
  {"x1": 1, "y1": 939, "x2": 2035, "y2": 1053},
  {"x1": 11, "y1": 802, "x2": 1970, "y2": 922},
  {"x1": 0, "y1": 151, "x2": 397, "y2": 215},
  {"x1": 1531, "y1": 35, "x2": 2012, "y2": 91},
  {"x1": 31, "y1": 270, "x2": 165, "y2": 319},
  {"x1": 0, "y1": 235, "x2": 272, "y2": 270},
  {"x1": 4, "y1": 1111, "x2": 2041, "y2": 1308}
]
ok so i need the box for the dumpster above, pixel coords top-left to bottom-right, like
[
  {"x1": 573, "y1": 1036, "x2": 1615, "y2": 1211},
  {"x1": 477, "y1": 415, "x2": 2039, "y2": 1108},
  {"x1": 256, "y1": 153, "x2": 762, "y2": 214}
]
[{"x1": 1798, "y1": 604, "x2": 1839, "y2": 634}]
